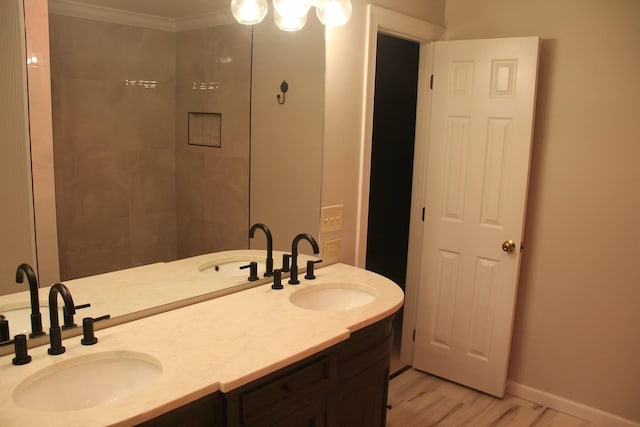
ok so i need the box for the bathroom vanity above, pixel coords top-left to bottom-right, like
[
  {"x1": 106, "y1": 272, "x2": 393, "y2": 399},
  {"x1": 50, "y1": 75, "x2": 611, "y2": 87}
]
[
  {"x1": 141, "y1": 316, "x2": 392, "y2": 426},
  {"x1": 0, "y1": 263, "x2": 403, "y2": 426}
]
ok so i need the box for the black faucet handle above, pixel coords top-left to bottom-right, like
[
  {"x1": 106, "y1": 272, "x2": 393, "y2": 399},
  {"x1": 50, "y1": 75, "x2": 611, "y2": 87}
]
[
  {"x1": 81, "y1": 314, "x2": 110, "y2": 346},
  {"x1": 240, "y1": 262, "x2": 260, "y2": 281},
  {"x1": 281, "y1": 254, "x2": 291, "y2": 273},
  {"x1": 304, "y1": 259, "x2": 323, "y2": 280},
  {"x1": 0, "y1": 334, "x2": 32, "y2": 365},
  {"x1": 0, "y1": 315, "x2": 9, "y2": 342},
  {"x1": 62, "y1": 303, "x2": 91, "y2": 330},
  {"x1": 12, "y1": 334, "x2": 31, "y2": 365},
  {"x1": 271, "y1": 269, "x2": 284, "y2": 290}
]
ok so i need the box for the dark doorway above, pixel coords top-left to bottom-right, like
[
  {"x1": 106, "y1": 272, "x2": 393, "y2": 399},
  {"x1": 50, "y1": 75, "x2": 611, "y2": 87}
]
[{"x1": 365, "y1": 33, "x2": 420, "y2": 290}]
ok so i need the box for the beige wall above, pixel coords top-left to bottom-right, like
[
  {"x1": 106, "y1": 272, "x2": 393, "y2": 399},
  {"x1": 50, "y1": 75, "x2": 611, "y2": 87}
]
[
  {"x1": 251, "y1": 17, "x2": 324, "y2": 253},
  {"x1": 444, "y1": 0, "x2": 640, "y2": 421},
  {"x1": 322, "y1": 0, "x2": 445, "y2": 263},
  {"x1": 323, "y1": 0, "x2": 639, "y2": 422}
]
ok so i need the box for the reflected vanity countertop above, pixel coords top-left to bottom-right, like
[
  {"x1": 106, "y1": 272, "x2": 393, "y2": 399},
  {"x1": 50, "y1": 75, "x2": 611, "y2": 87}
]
[
  {"x1": 0, "y1": 263, "x2": 404, "y2": 427},
  {"x1": 0, "y1": 250, "x2": 318, "y2": 335}
]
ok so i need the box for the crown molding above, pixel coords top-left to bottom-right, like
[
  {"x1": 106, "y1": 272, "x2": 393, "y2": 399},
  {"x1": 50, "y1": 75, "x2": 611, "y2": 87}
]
[
  {"x1": 176, "y1": 11, "x2": 235, "y2": 32},
  {"x1": 48, "y1": 0, "x2": 233, "y2": 32}
]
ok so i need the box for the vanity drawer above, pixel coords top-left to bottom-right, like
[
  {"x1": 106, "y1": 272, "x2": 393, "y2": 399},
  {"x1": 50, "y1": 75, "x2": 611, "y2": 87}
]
[{"x1": 240, "y1": 356, "x2": 331, "y2": 421}]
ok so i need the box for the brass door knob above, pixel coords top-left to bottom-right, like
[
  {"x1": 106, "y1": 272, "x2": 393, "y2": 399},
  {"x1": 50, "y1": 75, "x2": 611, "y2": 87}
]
[{"x1": 502, "y1": 240, "x2": 516, "y2": 253}]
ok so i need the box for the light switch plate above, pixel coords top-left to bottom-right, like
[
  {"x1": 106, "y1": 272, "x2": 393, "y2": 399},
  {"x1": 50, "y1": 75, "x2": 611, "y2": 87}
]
[{"x1": 320, "y1": 205, "x2": 343, "y2": 233}]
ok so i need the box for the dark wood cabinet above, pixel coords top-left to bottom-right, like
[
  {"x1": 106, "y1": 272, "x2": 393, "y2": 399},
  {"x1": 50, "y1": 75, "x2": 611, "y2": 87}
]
[
  {"x1": 335, "y1": 317, "x2": 393, "y2": 427},
  {"x1": 136, "y1": 392, "x2": 225, "y2": 427},
  {"x1": 336, "y1": 357, "x2": 390, "y2": 427},
  {"x1": 140, "y1": 316, "x2": 393, "y2": 427},
  {"x1": 226, "y1": 356, "x2": 333, "y2": 427}
]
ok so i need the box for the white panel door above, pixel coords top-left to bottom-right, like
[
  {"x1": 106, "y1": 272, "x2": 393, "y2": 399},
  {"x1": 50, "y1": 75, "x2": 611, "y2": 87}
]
[{"x1": 413, "y1": 37, "x2": 540, "y2": 397}]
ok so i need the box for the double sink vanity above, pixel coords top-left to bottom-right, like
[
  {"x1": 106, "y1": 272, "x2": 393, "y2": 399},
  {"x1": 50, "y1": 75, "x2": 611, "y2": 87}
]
[{"x1": 0, "y1": 252, "x2": 404, "y2": 426}]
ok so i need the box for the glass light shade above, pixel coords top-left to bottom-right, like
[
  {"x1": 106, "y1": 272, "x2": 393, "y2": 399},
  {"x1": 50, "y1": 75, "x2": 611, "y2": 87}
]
[
  {"x1": 274, "y1": 9, "x2": 307, "y2": 31},
  {"x1": 273, "y1": 0, "x2": 311, "y2": 18},
  {"x1": 316, "y1": 0, "x2": 352, "y2": 26},
  {"x1": 231, "y1": 0, "x2": 268, "y2": 25}
]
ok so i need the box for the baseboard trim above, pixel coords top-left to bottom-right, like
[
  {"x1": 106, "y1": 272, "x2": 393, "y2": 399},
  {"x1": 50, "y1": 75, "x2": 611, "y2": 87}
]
[{"x1": 506, "y1": 381, "x2": 640, "y2": 427}]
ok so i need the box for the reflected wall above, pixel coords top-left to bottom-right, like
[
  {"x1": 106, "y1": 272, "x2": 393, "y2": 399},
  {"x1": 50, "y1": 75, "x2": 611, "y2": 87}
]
[
  {"x1": 0, "y1": 0, "x2": 37, "y2": 296},
  {"x1": 49, "y1": 14, "x2": 251, "y2": 279}
]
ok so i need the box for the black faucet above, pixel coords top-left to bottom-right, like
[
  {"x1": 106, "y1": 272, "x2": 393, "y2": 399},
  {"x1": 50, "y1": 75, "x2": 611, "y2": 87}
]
[
  {"x1": 249, "y1": 223, "x2": 274, "y2": 277},
  {"x1": 47, "y1": 283, "x2": 76, "y2": 355},
  {"x1": 15, "y1": 263, "x2": 45, "y2": 338},
  {"x1": 288, "y1": 233, "x2": 320, "y2": 285}
]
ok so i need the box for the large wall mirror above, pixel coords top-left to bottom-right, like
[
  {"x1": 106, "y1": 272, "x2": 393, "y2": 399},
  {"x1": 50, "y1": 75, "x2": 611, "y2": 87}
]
[{"x1": 0, "y1": 0, "x2": 323, "y2": 342}]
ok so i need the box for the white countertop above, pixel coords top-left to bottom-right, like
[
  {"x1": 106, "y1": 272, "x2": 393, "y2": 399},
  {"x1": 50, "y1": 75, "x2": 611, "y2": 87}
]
[
  {"x1": 0, "y1": 263, "x2": 404, "y2": 427},
  {"x1": 0, "y1": 250, "x2": 317, "y2": 343}
]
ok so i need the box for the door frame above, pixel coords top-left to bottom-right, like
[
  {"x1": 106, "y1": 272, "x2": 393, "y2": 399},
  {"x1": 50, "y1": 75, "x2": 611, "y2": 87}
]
[{"x1": 354, "y1": 5, "x2": 443, "y2": 364}]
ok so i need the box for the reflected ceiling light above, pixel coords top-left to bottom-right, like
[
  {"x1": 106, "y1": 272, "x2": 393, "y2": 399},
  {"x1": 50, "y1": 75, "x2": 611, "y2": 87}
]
[
  {"x1": 230, "y1": 0, "x2": 351, "y2": 30},
  {"x1": 230, "y1": 0, "x2": 268, "y2": 25},
  {"x1": 315, "y1": 0, "x2": 352, "y2": 26},
  {"x1": 274, "y1": 9, "x2": 308, "y2": 31},
  {"x1": 273, "y1": 0, "x2": 311, "y2": 19}
]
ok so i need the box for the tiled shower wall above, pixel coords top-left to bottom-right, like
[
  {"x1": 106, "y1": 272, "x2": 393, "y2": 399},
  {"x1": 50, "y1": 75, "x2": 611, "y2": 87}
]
[
  {"x1": 175, "y1": 26, "x2": 251, "y2": 259},
  {"x1": 50, "y1": 15, "x2": 250, "y2": 280}
]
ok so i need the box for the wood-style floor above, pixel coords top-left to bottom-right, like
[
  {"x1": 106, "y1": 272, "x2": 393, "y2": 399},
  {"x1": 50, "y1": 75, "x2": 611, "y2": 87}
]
[{"x1": 387, "y1": 369, "x2": 599, "y2": 427}]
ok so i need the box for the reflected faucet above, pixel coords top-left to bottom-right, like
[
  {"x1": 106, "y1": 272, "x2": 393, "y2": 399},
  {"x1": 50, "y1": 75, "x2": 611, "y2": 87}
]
[
  {"x1": 288, "y1": 233, "x2": 320, "y2": 285},
  {"x1": 15, "y1": 263, "x2": 45, "y2": 338},
  {"x1": 249, "y1": 223, "x2": 274, "y2": 277},
  {"x1": 48, "y1": 283, "x2": 76, "y2": 355}
]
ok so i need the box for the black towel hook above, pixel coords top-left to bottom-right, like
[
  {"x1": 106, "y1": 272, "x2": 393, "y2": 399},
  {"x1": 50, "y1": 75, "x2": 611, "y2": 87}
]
[{"x1": 277, "y1": 80, "x2": 288, "y2": 105}]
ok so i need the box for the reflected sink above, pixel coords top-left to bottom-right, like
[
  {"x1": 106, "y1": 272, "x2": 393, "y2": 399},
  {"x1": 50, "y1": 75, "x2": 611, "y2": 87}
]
[
  {"x1": 199, "y1": 260, "x2": 266, "y2": 278},
  {"x1": 13, "y1": 351, "x2": 162, "y2": 412},
  {"x1": 0, "y1": 306, "x2": 62, "y2": 336},
  {"x1": 289, "y1": 284, "x2": 377, "y2": 311}
]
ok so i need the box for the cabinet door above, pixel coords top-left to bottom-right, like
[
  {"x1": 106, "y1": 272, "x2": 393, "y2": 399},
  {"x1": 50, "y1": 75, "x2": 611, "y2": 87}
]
[
  {"x1": 335, "y1": 319, "x2": 393, "y2": 427},
  {"x1": 337, "y1": 357, "x2": 390, "y2": 427}
]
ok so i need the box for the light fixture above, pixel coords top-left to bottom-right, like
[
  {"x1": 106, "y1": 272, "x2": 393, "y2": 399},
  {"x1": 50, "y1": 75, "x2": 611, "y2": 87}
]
[
  {"x1": 315, "y1": 0, "x2": 352, "y2": 26},
  {"x1": 230, "y1": 0, "x2": 268, "y2": 25},
  {"x1": 230, "y1": 0, "x2": 351, "y2": 30},
  {"x1": 274, "y1": 9, "x2": 308, "y2": 31},
  {"x1": 273, "y1": 0, "x2": 311, "y2": 19}
]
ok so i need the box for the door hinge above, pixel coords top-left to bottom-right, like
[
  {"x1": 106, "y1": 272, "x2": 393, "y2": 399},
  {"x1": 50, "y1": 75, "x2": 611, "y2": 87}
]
[
  {"x1": 421, "y1": 207, "x2": 425, "y2": 221},
  {"x1": 412, "y1": 329, "x2": 416, "y2": 342},
  {"x1": 429, "y1": 74, "x2": 434, "y2": 90}
]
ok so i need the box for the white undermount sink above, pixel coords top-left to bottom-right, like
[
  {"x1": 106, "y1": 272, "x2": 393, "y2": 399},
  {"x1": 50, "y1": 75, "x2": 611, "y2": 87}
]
[
  {"x1": 289, "y1": 283, "x2": 377, "y2": 311},
  {"x1": 13, "y1": 351, "x2": 162, "y2": 412}
]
